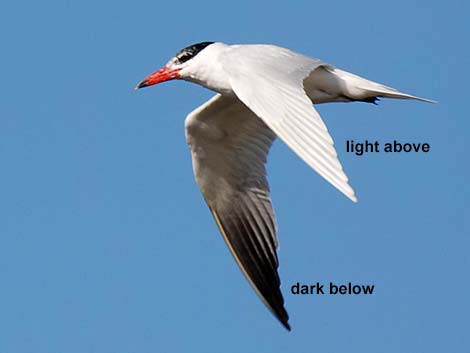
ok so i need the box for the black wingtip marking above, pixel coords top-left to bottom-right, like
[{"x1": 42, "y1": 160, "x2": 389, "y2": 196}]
[{"x1": 210, "y1": 206, "x2": 290, "y2": 331}]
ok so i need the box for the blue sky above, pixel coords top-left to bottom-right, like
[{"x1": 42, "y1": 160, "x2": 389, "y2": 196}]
[{"x1": 1, "y1": 0, "x2": 468, "y2": 352}]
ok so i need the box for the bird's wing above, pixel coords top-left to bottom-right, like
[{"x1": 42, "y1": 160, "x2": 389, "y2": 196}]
[
  {"x1": 185, "y1": 93, "x2": 290, "y2": 330},
  {"x1": 221, "y1": 44, "x2": 357, "y2": 202}
]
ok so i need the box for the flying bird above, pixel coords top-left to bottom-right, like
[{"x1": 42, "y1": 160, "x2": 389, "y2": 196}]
[{"x1": 135, "y1": 42, "x2": 433, "y2": 330}]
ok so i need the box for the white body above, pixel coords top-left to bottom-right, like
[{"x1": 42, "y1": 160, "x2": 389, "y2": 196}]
[{"x1": 141, "y1": 42, "x2": 433, "y2": 330}]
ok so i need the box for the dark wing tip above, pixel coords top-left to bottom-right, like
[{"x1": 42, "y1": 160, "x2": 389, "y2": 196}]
[
  {"x1": 272, "y1": 299, "x2": 291, "y2": 331},
  {"x1": 272, "y1": 312, "x2": 291, "y2": 331},
  {"x1": 210, "y1": 206, "x2": 291, "y2": 331}
]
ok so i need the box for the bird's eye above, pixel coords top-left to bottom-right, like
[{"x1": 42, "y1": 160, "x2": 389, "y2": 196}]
[{"x1": 177, "y1": 52, "x2": 192, "y2": 63}]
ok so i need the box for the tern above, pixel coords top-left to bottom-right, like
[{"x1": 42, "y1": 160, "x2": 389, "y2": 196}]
[{"x1": 136, "y1": 42, "x2": 433, "y2": 330}]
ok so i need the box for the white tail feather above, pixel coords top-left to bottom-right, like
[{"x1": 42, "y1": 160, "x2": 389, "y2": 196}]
[
  {"x1": 333, "y1": 68, "x2": 436, "y2": 103},
  {"x1": 304, "y1": 66, "x2": 436, "y2": 104}
]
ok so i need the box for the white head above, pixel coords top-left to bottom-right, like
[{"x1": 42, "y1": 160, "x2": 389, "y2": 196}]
[{"x1": 135, "y1": 42, "x2": 216, "y2": 89}]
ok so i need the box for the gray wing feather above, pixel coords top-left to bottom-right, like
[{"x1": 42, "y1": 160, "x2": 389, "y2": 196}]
[{"x1": 185, "y1": 94, "x2": 290, "y2": 330}]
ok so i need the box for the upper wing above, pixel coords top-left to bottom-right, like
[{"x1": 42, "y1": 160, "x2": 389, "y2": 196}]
[
  {"x1": 185, "y1": 93, "x2": 290, "y2": 330},
  {"x1": 221, "y1": 45, "x2": 357, "y2": 202}
]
